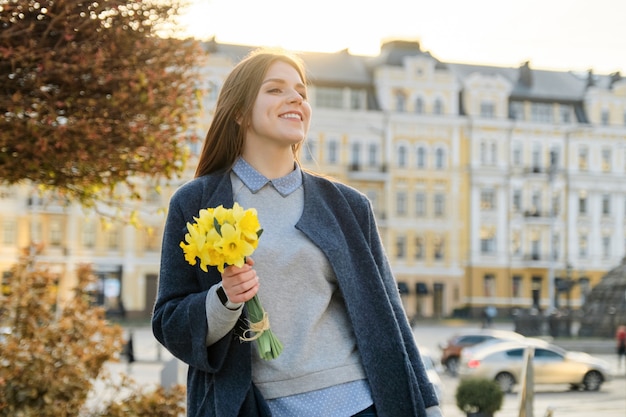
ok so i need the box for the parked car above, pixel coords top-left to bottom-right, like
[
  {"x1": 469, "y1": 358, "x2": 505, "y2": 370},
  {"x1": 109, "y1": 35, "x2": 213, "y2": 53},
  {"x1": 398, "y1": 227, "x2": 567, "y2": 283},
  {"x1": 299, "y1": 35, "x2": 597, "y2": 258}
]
[
  {"x1": 419, "y1": 347, "x2": 444, "y2": 402},
  {"x1": 460, "y1": 336, "x2": 550, "y2": 365},
  {"x1": 438, "y1": 329, "x2": 526, "y2": 375},
  {"x1": 458, "y1": 340, "x2": 612, "y2": 393}
]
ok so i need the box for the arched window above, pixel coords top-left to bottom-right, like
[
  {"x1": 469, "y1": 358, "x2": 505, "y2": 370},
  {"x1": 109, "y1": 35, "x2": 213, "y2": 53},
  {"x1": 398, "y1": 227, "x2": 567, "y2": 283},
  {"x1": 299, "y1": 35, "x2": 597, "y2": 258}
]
[
  {"x1": 435, "y1": 148, "x2": 446, "y2": 169},
  {"x1": 395, "y1": 91, "x2": 406, "y2": 112},
  {"x1": 397, "y1": 144, "x2": 408, "y2": 167},
  {"x1": 416, "y1": 146, "x2": 426, "y2": 168},
  {"x1": 415, "y1": 97, "x2": 424, "y2": 114},
  {"x1": 433, "y1": 98, "x2": 444, "y2": 115}
]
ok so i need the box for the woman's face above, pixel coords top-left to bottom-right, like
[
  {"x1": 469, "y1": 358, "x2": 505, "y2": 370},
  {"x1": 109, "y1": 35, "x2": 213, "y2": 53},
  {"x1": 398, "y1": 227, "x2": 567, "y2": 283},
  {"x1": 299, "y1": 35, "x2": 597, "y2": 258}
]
[{"x1": 245, "y1": 60, "x2": 311, "y2": 152}]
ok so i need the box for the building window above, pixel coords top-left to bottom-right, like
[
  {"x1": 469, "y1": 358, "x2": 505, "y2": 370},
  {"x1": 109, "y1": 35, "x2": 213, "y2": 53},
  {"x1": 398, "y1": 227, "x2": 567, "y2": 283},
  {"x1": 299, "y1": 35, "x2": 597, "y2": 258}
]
[
  {"x1": 512, "y1": 275, "x2": 523, "y2": 298},
  {"x1": 602, "y1": 235, "x2": 611, "y2": 258},
  {"x1": 30, "y1": 220, "x2": 42, "y2": 244},
  {"x1": 579, "y1": 234, "x2": 588, "y2": 258},
  {"x1": 550, "y1": 192, "x2": 560, "y2": 216},
  {"x1": 512, "y1": 142, "x2": 522, "y2": 166},
  {"x1": 433, "y1": 235, "x2": 445, "y2": 260},
  {"x1": 531, "y1": 234, "x2": 541, "y2": 260},
  {"x1": 510, "y1": 101, "x2": 524, "y2": 120},
  {"x1": 350, "y1": 142, "x2": 361, "y2": 167},
  {"x1": 530, "y1": 190, "x2": 541, "y2": 215},
  {"x1": 480, "y1": 227, "x2": 496, "y2": 254},
  {"x1": 434, "y1": 193, "x2": 445, "y2": 217},
  {"x1": 395, "y1": 91, "x2": 406, "y2": 112},
  {"x1": 602, "y1": 194, "x2": 611, "y2": 215},
  {"x1": 531, "y1": 143, "x2": 541, "y2": 172},
  {"x1": 483, "y1": 274, "x2": 496, "y2": 297},
  {"x1": 327, "y1": 140, "x2": 338, "y2": 164},
  {"x1": 414, "y1": 236, "x2": 424, "y2": 259},
  {"x1": 480, "y1": 101, "x2": 495, "y2": 118},
  {"x1": 601, "y1": 109, "x2": 609, "y2": 125},
  {"x1": 560, "y1": 105, "x2": 571, "y2": 124},
  {"x1": 2, "y1": 221, "x2": 16, "y2": 245},
  {"x1": 601, "y1": 147, "x2": 611, "y2": 172},
  {"x1": 511, "y1": 230, "x2": 521, "y2": 255},
  {"x1": 551, "y1": 233, "x2": 559, "y2": 260},
  {"x1": 416, "y1": 146, "x2": 426, "y2": 168},
  {"x1": 368, "y1": 143, "x2": 378, "y2": 167},
  {"x1": 578, "y1": 146, "x2": 588, "y2": 171},
  {"x1": 82, "y1": 222, "x2": 96, "y2": 248},
  {"x1": 396, "y1": 235, "x2": 406, "y2": 259},
  {"x1": 107, "y1": 226, "x2": 120, "y2": 250},
  {"x1": 415, "y1": 192, "x2": 426, "y2": 217},
  {"x1": 350, "y1": 89, "x2": 364, "y2": 110},
  {"x1": 316, "y1": 87, "x2": 344, "y2": 108},
  {"x1": 50, "y1": 220, "x2": 63, "y2": 247},
  {"x1": 396, "y1": 191, "x2": 407, "y2": 216},
  {"x1": 397, "y1": 144, "x2": 408, "y2": 167},
  {"x1": 578, "y1": 191, "x2": 587, "y2": 215},
  {"x1": 433, "y1": 98, "x2": 444, "y2": 115},
  {"x1": 512, "y1": 189, "x2": 522, "y2": 212},
  {"x1": 415, "y1": 97, "x2": 424, "y2": 114},
  {"x1": 480, "y1": 142, "x2": 488, "y2": 165},
  {"x1": 481, "y1": 189, "x2": 496, "y2": 210},
  {"x1": 531, "y1": 102, "x2": 553, "y2": 123},
  {"x1": 434, "y1": 148, "x2": 445, "y2": 169}
]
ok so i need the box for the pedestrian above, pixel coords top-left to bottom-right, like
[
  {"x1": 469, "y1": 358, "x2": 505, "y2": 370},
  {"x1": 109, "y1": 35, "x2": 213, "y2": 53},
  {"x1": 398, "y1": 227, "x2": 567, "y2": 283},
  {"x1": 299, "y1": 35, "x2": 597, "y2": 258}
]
[
  {"x1": 617, "y1": 325, "x2": 626, "y2": 370},
  {"x1": 152, "y1": 48, "x2": 442, "y2": 417}
]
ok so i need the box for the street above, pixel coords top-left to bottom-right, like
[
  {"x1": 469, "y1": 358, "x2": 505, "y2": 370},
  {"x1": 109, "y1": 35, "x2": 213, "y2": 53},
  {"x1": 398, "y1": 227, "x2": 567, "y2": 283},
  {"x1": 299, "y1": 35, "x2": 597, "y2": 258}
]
[{"x1": 88, "y1": 322, "x2": 626, "y2": 416}]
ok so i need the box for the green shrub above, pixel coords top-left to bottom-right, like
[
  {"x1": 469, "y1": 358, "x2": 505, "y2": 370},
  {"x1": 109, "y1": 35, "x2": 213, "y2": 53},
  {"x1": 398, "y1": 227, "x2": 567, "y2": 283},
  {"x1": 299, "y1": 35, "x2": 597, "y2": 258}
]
[{"x1": 455, "y1": 377, "x2": 504, "y2": 415}]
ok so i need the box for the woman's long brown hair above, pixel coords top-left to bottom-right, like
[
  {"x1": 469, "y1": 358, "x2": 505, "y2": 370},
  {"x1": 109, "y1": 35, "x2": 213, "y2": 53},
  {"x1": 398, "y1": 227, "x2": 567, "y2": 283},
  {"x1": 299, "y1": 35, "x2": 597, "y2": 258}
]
[{"x1": 194, "y1": 48, "x2": 308, "y2": 178}]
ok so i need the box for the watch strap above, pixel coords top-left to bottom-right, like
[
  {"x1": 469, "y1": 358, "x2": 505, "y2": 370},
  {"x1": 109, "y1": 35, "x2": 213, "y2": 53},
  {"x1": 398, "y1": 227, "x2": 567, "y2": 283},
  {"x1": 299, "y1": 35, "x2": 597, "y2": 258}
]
[{"x1": 216, "y1": 284, "x2": 242, "y2": 310}]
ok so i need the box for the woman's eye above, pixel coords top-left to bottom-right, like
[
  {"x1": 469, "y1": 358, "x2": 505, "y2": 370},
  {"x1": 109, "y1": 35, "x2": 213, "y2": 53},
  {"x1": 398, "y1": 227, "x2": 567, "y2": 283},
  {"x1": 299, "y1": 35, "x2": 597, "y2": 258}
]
[{"x1": 268, "y1": 88, "x2": 281, "y2": 93}]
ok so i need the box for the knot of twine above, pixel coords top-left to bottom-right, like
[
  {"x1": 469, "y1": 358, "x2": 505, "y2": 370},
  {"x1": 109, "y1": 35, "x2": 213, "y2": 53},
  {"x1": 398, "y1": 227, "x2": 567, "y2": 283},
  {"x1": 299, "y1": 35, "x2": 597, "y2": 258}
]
[{"x1": 240, "y1": 312, "x2": 271, "y2": 342}]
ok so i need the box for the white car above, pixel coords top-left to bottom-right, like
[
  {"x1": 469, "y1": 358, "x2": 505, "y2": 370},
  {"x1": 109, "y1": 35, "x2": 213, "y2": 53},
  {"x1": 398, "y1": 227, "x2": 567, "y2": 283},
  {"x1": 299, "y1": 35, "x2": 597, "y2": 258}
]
[{"x1": 458, "y1": 340, "x2": 612, "y2": 393}]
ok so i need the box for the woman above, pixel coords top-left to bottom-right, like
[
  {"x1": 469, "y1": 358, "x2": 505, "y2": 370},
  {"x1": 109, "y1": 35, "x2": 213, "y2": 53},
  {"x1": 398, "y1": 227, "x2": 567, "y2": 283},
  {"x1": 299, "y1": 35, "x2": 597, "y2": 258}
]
[{"x1": 152, "y1": 48, "x2": 443, "y2": 417}]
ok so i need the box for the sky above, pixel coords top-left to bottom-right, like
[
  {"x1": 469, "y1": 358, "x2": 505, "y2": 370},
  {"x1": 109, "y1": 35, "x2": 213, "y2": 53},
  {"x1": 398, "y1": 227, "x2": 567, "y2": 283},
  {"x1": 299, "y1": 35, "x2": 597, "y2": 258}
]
[{"x1": 177, "y1": 0, "x2": 626, "y2": 75}]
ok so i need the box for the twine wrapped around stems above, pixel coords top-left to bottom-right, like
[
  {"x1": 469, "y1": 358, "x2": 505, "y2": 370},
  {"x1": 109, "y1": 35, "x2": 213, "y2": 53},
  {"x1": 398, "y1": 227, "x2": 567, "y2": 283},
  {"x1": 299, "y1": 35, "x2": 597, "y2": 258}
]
[
  {"x1": 240, "y1": 294, "x2": 283, "y2": 360},
  {"x1": 240, "y1": 312, "x2": 270, "y2": 341}
]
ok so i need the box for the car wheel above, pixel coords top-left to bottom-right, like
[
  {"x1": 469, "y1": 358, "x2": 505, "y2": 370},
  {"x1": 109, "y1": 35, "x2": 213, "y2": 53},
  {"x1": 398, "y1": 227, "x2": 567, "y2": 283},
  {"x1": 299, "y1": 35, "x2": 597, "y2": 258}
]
[
  {"x1": 495, "y1": 372, "x2": 515, "y2": 393},
  {"x1": 582, "y1": 371, "x2": 603, "y2": 391},
  {"x1": 445, "y1": 357, "x2": 459, "y2": 376}
]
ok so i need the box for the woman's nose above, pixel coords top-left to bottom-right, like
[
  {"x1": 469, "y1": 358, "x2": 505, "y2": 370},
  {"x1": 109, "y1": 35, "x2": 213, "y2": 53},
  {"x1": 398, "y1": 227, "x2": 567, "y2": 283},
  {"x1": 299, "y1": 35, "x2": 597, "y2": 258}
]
[{"x1": 287, "y1": 90, "x2": 303, "y2": 104}]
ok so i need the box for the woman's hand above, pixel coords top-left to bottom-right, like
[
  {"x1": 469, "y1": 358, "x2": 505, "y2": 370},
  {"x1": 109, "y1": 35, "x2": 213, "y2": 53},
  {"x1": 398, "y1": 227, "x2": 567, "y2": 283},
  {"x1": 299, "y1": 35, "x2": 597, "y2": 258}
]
[{"x1": 220, "y1": 257, "x2": 259, "y2": 304}]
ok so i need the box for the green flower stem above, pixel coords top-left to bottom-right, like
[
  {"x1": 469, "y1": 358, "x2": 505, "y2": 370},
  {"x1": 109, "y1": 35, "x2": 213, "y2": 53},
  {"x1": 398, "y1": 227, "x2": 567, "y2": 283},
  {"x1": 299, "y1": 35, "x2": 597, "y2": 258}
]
[{"x1": 244, "y1": 295, "x2": 283, "y2": 360}]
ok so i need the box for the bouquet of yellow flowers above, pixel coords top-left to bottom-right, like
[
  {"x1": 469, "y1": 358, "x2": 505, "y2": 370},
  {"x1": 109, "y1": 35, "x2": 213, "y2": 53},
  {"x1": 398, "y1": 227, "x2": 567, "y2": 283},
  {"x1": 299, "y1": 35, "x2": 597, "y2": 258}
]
[{"x1": 179, "y1": 203, "x2": 283, "y2": 360}]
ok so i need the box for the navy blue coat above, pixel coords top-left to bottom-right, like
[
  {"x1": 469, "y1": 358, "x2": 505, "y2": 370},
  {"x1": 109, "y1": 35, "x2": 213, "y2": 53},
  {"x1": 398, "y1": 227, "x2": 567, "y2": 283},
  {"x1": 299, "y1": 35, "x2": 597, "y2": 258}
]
[{"x1": 152, "y1": 170, "x2": 439, "y2": 417}]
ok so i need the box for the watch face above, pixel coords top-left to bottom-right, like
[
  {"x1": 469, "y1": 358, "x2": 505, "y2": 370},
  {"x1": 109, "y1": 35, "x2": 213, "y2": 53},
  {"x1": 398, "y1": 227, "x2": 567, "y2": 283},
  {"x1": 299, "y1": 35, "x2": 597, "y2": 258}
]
[{"x1": 217, "y1": 285, "x2": 229, "y2": 305}]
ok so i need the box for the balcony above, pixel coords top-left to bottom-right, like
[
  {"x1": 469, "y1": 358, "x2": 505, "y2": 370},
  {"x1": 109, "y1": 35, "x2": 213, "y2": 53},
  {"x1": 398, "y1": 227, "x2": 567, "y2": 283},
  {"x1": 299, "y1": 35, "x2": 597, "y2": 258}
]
[{"x1": 346, "y1": 163, "x2": 389, "y2": 181}]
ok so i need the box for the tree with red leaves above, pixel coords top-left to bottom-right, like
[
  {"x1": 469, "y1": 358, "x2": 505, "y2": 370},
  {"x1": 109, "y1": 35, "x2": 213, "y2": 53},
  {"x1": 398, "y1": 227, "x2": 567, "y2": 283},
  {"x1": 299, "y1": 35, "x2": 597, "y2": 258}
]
[{"x1": 0, "y1": 0, "x2": 203, "y2": 206}]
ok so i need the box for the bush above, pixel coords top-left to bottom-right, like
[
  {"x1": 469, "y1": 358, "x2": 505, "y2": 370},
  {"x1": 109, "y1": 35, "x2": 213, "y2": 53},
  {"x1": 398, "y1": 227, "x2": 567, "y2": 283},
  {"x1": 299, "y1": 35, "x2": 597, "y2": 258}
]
[
  {"x1": 455, "y1": 377, "x2": 504, "y2": 415},
  {"x1": 0, "y1": 247, "x2": 185, "y2": 416}
]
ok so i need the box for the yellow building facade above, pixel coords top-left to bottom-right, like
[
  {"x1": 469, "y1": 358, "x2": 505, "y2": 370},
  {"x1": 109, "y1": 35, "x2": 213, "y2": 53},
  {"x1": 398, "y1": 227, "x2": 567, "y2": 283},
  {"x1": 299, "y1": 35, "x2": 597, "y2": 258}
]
[{"x1": 2, "y1": 40, "x2": 626, "y2": 320}]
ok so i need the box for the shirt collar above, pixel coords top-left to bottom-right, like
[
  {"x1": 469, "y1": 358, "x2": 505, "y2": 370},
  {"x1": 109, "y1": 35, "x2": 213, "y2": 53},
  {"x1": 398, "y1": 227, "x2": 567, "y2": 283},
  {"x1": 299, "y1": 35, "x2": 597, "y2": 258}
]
[{"x1": 232, "y1": 157, "x2": 302, "y2": 197}]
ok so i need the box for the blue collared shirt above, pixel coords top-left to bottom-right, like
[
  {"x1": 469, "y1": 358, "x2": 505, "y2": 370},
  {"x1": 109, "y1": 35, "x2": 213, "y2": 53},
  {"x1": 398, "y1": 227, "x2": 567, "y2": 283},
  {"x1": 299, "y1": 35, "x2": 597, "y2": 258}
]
[{"x1": 232, "y1": 157, "x2": 302, "y2": 197}]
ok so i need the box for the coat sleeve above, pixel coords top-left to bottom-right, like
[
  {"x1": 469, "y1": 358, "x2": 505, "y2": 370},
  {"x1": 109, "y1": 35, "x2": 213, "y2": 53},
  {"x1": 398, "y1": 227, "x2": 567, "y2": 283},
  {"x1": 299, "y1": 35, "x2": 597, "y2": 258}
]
[
  {"x1": 360, "y1": 196, "x2": 440, "y2": 409},
  {"x1": 151, "y1": 180, "x2": 237, "y2": 373}
]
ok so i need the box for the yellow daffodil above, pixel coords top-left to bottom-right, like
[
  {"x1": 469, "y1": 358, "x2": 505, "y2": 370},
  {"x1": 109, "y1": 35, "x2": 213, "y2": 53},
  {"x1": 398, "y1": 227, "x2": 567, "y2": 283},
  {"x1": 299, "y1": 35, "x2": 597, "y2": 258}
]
[{"x1": 179, "y1": 203, "x2": 282, "y2": 360}]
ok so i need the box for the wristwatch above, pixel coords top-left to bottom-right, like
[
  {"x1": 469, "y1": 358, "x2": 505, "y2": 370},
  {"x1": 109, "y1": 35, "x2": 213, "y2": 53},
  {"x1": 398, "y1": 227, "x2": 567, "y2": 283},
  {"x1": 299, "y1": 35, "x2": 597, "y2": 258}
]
[{"x1": 216, "y1": 284, "x2": 242, "y2": 310}]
